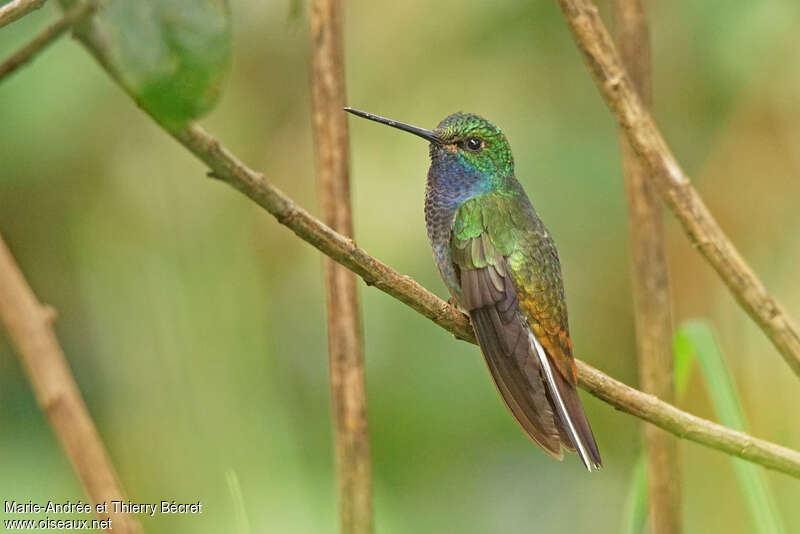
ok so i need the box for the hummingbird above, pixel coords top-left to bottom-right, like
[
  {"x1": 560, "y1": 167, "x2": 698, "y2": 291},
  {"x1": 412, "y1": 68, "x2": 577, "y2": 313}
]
[{"x1": 345, "y1": 108, "x2": 601, "y2": 470}]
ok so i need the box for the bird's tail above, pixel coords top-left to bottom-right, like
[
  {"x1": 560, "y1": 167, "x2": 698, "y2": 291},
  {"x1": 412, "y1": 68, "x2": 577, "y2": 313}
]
[{"x1": 529, "y1": 331, "x2": 602, "y2": 471}]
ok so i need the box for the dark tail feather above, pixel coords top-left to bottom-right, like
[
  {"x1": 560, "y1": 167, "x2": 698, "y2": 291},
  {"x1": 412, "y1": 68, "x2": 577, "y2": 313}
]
[
  {"x1": 550, "y1": 363, "x2": 602, "y2": 469},
  {"x1": 470, "y1": 308, "x2": 563, "y2": 459},
  {"x1": 529, "y1": 331, "x2": 602, "y2": 470},
  {"x1": 460, "y1": 257, "x2": 597, "y2": 467}
]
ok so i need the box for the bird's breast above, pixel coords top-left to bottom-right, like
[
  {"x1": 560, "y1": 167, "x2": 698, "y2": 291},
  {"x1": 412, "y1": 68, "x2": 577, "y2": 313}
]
[{"x1": 424, "y1": 159, "x2": 491, "y2": 297}]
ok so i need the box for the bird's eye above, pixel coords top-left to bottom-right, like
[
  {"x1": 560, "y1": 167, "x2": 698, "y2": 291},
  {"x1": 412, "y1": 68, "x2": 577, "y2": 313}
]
[{"x1": 465, "y1": 137, "x2": 483, "y2": 152}]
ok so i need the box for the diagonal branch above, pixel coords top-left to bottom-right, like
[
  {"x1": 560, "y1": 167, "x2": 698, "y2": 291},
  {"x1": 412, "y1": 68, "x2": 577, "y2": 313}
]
[
  {"x1": 614, "y1": 1, "x2": 681, "y2": 532},
  {"x1": 556, "y1": 0, "x2": 800, "y2": 378},
  {"x1": 0, "y1": 0, "x2": 96, "y2": 82},
  {"x1": 0, "y1": 0, "x2": 48, "y2": 28},
  {"x1": 64, "y1": 14, "x2": 800, "y2": 479},
  {"x1": 578, "y1": 360, "x2": 800, "y2": 478},
  {"x1": 0, "y1": 234, "x2": 141, "y2": 534},
  {"x1": 177, "y1": 125, "x2": 800, "y2": 480},
  {"x1": 309, "y1": 0, "x2": 373, "y2": 532}
]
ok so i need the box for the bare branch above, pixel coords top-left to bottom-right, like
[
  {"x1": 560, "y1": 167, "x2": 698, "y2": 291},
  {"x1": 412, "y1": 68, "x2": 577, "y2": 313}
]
[
  {"x1": 555, "y1": 0, "x2": 800, "y2": 378},
  {"x1": 167, "y1": 125, "x2": 800, "y2": 480},
  {"x1": 0, "y1": 0, "x2": 96, "y2": 82},
  {"x1": 310, "y1": 0, "x2": 373, "y2": 532},
  {"x1": 65, "y1": 18, "x2": 800, "y2": 479},
  {"x1": 578, "y1": 360, "x2": 800, "y2": 478},
  {"x1": 0, "y1": 0, "x2": 48, "y2": 29},
  {"x1": 614, "y1": 1, "x2": 681, "y2": 532},
  {"x1": 0, "y1": 235, "x2": 141, "y2": 534}
]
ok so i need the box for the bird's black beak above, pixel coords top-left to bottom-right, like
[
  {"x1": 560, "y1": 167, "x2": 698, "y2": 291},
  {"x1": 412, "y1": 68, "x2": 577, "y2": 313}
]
[{"x1": 344, "y1": 107, "x2": 441, "y2": 144}]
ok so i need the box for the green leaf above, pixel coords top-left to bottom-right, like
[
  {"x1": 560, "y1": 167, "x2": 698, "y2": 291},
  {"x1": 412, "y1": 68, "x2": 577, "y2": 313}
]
[
  {"x1": 621, "y1": 331, "x2": 695, "y2": 534},
  {"x1": 64, "y1": 0, "x2": 231, "y2": 129},
  {"x1": 672, "y1": 328, "x2": 696, "y2": 398},
  {"x1": 225, "y1": 469, "x2": 252, "y2": 534},
  {"x1": 674, "y1": 320, "x2": 787, "y2": 534},
  {"x1": 621, "y1": 452, "x2": 648, "y2": 534}
]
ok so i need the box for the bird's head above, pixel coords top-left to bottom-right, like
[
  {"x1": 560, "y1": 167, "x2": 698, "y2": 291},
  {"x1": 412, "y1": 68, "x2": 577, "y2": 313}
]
[
  {"x1": 431, "y1": 112, "x2": 514, "y2": 178},
  {"x1": 344, "y1": 108, "x2": 514, "y2": 179}
]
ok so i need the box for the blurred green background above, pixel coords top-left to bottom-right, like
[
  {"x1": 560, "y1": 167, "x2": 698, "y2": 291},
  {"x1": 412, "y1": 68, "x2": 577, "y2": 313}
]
[{"x1": 2, "y1": 1, "x2": 800, "y2": 532}]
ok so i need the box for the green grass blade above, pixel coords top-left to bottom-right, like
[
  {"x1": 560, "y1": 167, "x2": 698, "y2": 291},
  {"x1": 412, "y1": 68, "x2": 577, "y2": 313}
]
[
  {"x1": 621, "y1": 452, "x2": 648, "y2": 534},
  {"x1": 226, "y1": 469, "x2": 253, "y2": 534},
  {"x1": 620, "y1": 335, "x2": 696, "y2": 534},
  {"x1": 673, "y1": 331, "x2": 696, "y2": 399},
  {"x1": 675, "y1": 320, "x2": 786, "y2": 534}
]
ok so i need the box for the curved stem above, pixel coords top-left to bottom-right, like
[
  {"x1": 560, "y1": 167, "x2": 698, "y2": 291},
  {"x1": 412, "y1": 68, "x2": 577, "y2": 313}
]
[
  {"x1": 0, "y1": 0, "x2": 48, "y2": 29},
  {"x1": 0, "y1": 0, "x2": 96, "y2": 82},
  {"x1": 556, "y1": 0, "x2": 800, "y2": 378},
  {"x1": 0, "y1": 235, "x2": 141, "y2": 534}
]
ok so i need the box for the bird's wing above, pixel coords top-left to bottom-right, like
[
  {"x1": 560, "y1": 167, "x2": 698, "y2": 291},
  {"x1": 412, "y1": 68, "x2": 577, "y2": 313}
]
[
  {"x1": 451, "y1": 198, "x2": 562, "y2": 458},
  {"x1": 451, "y1": 194, "x2": 601, "y2": 469},
  {"x1": 505, "y1": 226, "x2": 602, "y2": 470}
]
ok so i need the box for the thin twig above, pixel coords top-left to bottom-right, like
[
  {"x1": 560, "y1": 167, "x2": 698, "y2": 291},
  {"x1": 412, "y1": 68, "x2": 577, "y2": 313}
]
[
  {"x1": 0, "y1": 235, "x2": 141, "y2": 534},
  {"x1": 555, "y1": 0, "x2": 800, "y2": 378},
  {"x1": 578, "y1": 360, "x2": 800, "y2": 478},
  {"x1": 614, "y1": 1, "x2": 681, "y2": 532},
  {"x1": 66, "y1": 21, "x2": 800, "y2": 479},
  {"x1": 309, "y1": 0, "x2": 372, "y2": 533},
  {"x1": 0, "y1": 0, "x2": 96, "y2": 82},
  {"x1": 0, "y1": 0, "x2": 48, "y2": 29}
]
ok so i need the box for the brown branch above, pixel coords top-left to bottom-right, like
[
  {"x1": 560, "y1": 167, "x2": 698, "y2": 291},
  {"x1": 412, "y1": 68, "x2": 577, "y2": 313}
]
[
  {"x1": 0, "y1": 0, "x2": 96, "y2": 82},
  {"x1": 578, "y1": 361, "x2": 800, "y2": 477},
  {"x1": 167, "y1": 126, "x2": 800, "y2": 480},
  {"x1": 0, "y1": 235, "x2": 141, "y2": 534},
  {"x1": 63, "y1": 21, "x2": 800, "y2": 479},
  {"x1": 309, "y1": 1, "x2": 372, "y2": 533},
  {"x1": 556, "y1": 0, "x2": 800, "y2": 378},
  {"x1": 614, "y1": 1, "x2": 681, "y2": 532},
  {"x1": 0, "y1": 0, "x2": 48, "y2": 28}
]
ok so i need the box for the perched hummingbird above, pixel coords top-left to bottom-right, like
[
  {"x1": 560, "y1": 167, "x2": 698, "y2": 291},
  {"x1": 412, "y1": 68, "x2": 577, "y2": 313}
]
[{"x1": 345, "y1": 108, "x2": 601, "y2": 470}]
